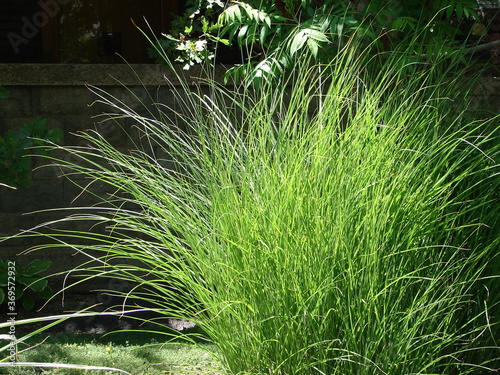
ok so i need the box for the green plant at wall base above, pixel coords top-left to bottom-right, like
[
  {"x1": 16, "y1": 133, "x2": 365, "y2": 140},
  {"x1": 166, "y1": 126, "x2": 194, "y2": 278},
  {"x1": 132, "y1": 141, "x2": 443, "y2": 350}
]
[
  {"x1": 0, "y1": 116, "x2": 63, "y2": 189},
  {"x1": 0, "y1": 85, "x2": 58, "y2": 313},
  {"x1": 0, "y1": 260, "x2": 53, "y2": 311}
]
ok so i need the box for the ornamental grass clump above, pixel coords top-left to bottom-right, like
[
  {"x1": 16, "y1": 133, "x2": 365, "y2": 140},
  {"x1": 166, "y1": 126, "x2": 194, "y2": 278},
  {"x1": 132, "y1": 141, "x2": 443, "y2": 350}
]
[{"x1": 12, "y1": 35, "x2": 500, "y2": 374}]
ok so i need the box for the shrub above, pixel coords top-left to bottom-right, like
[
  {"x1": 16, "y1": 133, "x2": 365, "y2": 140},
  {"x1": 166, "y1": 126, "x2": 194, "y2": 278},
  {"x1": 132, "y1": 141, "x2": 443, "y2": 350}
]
[
  {"x1": 13, "y1": 33, "x2": 500, "y2": 374},
  {"x1": 155, "y1": 0, "x2": 488, "y2": 85}
]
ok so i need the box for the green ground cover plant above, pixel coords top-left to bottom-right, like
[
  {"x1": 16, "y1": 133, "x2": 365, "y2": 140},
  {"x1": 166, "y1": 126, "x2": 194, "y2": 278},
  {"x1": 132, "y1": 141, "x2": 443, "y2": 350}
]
[{"x1": 2, "y1": 30, "x2": 499, "y2": 374}]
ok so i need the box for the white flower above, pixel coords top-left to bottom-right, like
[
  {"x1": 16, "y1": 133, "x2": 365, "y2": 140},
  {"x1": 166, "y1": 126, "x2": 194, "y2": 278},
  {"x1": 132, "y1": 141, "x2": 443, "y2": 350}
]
[{"x1": 194, "y1": 40, "x2": 207, "y2": 51}]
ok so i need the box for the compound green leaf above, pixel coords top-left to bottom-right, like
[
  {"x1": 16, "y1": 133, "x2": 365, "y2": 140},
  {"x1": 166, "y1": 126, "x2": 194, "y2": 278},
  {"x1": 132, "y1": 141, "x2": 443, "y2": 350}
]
[
  {"x1": 456, "y1": 3, "x2": 463, "y2": 20},
  {"x1": 307, "y1": 29, "x2": 329, "y2": 43},
  {"x1": 260, "y1": 25, "x2": 270, "y2": 45},
  {"x1": 237, "y1": 24, "x2": 249, "y2": 45},
  {"x1": 307, "y1": 38, "x2": 319, "y2": 58},
  {"x1": 290, "y1": 30, "x2": 308, "y2": 55},
  {"x1": 446, "y1": 4, "x2": 453, "y2": 19}
]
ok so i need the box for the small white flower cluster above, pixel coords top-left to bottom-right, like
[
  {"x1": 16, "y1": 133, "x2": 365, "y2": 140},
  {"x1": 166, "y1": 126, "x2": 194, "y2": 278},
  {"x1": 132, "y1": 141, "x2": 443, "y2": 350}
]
[{"x1": 176, "y1": 39, "x2": 214, "y2": 70}]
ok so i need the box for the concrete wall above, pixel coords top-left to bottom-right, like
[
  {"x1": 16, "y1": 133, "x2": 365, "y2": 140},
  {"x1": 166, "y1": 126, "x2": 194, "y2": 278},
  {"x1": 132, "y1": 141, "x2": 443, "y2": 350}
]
[{"x1": 0, "y1": 63, "x2": 499, "y2": 315}]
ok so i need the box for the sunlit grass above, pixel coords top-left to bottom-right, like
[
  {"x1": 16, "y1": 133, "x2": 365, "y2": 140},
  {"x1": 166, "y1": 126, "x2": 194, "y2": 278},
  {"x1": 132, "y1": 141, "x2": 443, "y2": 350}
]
[
  {"x1": 3, "y1": 32, "x2": 499, "y2": 374},
  {"x1": 0, "y1": 331, "x2": 220, "y2": 375}
]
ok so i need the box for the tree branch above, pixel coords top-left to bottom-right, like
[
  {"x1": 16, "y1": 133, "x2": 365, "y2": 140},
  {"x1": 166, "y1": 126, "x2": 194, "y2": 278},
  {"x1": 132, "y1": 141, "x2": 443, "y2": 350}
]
[{"x1": 465, "y1": 39, "x2": 500, "y2": 54}]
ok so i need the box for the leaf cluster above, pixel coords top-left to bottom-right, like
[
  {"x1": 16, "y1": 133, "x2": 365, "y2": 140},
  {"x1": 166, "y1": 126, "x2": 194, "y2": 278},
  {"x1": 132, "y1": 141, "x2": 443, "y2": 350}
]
[
  {"x1": 148, "y1": 0, "x2": 227, "y2": 69},
  {"x1": 0, "y1": 260, "x2": 53, "y2": 311},
  {"x1": 0, "y1": 115, "x2": 63, "y2": 189},
  {"x1": 152, "y1": 0, "x2": 487, "y2": 85}
]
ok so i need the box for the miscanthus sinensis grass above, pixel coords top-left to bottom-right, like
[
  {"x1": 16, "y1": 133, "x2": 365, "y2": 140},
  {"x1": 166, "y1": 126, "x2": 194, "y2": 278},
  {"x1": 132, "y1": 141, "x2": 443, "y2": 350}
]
[{"x1": 12, "y1": 35, "x2": 500, "y2": 374}]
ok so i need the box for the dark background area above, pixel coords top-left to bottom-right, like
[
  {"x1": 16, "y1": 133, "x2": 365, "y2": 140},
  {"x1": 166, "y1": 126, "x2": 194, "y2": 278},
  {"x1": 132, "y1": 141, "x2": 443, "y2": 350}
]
[{"x1": 0, "y1": 0, "x2": 180, "y2": 63}]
